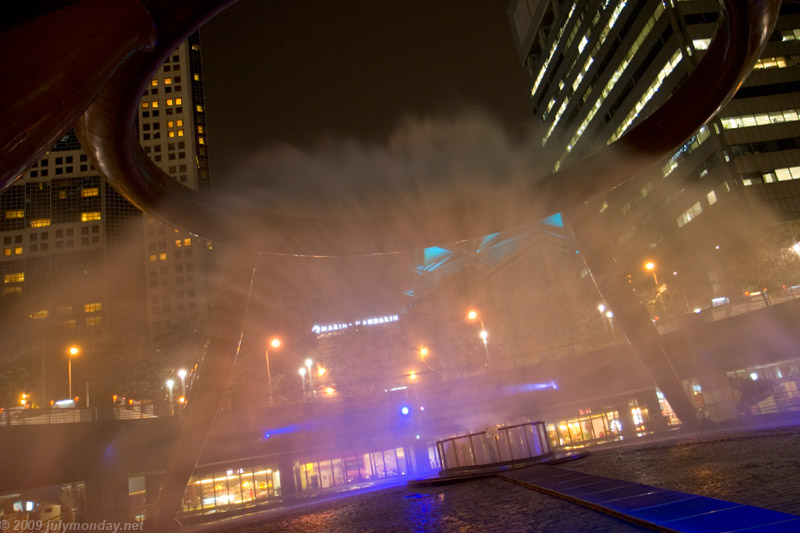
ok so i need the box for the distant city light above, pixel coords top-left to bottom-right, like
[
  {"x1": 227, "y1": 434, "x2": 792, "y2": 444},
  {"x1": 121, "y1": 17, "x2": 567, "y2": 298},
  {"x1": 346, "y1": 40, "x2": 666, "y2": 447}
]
[
  {"x1": 400, "y1": 406, "x2": 410, "y2": 416},
  {"x1": 416, "y1": 435, "x2": 421, "y2": 439},
  {"x1": 750, "y1": 372, "x2": 759, "y2": 381}
]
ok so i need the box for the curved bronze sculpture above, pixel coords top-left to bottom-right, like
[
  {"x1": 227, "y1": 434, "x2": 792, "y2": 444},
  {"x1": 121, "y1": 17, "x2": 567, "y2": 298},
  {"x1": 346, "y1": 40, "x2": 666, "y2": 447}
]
[{"x1": 0, "y1": 0, "x2": 782, "y2": 529}]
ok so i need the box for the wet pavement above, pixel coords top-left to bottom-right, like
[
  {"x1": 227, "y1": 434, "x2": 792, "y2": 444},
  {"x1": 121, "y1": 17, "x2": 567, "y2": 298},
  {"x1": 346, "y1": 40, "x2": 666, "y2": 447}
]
[
  {"x1": 212, "y1": 477, "x2": 646, "y2": 532},
  {"x1": 197, "y1": 424, "x2": 800, "y2": 532},
  {"x1": 558, "y1": 425, "x2": 800, "y2": 516}
]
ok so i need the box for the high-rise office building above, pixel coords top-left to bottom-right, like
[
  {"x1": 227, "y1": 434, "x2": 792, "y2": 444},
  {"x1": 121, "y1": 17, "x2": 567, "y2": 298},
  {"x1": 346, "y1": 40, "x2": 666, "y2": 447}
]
[
  {"x1": 0, "y1": 34, "x2": 214, "y2": 403},
  {"x1": 508, "y1": 0, "x2": 800, "y2": 306}
]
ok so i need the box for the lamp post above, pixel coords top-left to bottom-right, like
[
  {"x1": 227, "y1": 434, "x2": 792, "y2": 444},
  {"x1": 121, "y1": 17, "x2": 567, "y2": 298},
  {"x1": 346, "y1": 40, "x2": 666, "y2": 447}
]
[
  {"x1": 467, "y1": 310, "x2": 490, "y2": 367},
  {"x1": 644, "y1": 261, "x2": 665, "y2": 314},
  {"x1": 177, "y1": 368, "x2": 187, "y2": 398},
  {"x1": 165, "y1": 379, "x2": 174, "y2": 404},
  {"x1": 67, "y1": 346, "x2": 79, "y2": 400},
  {"x1": 299, "y1": 367, "x2": 307, "y2": 400},
  {"x1": 265, "y1": 337, "x2": 281, "y2": 406},
  {"x1": 305, "y1": 358, "x2": 314, "y2": 397},
  {"x1": 165, "y1": 378, "x2": 175, "y2": 416}
]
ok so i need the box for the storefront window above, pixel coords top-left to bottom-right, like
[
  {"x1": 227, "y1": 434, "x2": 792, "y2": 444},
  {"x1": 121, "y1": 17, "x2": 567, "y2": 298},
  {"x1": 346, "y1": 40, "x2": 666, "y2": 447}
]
[
  {"x1": 383, "y1": 449, "x2": 398, "y2": 476},
  {"x1": 344, "y1": 456, "x2": 362, "y2": 483},
  {"x1": 319, "y1": 460, "x2": 333, "y2": 489},
  {"x1": 331, "y1": 458, "x2": 345, "y2": 485},
  {"x1": 213, "y1": 472, "x2": 230, "y2": 506},
  {"x1": 254, "y1": 469, "x2": 269, "y2": 499},
  {"x1": 372, "y1": 451, "x2": 386, "y2": 478},
  {"x1": 239, "y1": 469, "x2": 255, "y2": 503},
  {"x1": 395, "y1": 448, "x2": 407, "y2": 475}
]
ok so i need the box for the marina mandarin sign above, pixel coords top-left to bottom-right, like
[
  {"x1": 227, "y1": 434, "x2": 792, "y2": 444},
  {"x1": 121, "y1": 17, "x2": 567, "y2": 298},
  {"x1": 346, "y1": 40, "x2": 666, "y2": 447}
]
[{"x1": 312, "y1": 314, "x2": 400, "y2": 335}]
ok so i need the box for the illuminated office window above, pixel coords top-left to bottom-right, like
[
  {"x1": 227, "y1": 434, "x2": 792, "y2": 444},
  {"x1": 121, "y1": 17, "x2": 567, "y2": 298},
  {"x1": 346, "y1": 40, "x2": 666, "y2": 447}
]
[
  {"x1": 81, "y1": 187, "x2": 99, "y2": 197},
  {"x1": 30, "y1": 219, "x2": 51, "y2": 228},
  {"x1": 780, "y1": 28, "x2": 800, "y2": 41},
  {"x1": 160, "y1": 252, "x2": 167, "y2": 261},
  {"x1": 14, "y1": 247, "x2": 22, "y2": 255},
  {"x1": 151, "y1": 101, "x2": 159, "y2": 109},
  {"x1": 677, "y1": 202, "x2": 703, "y2": 228},
  {"x1": 175, "y1": 98, "x2": 182, "y2": 105},
  {"x1": 610, "y1": 49, "x2": 683, "y2": 143},
  {"x1": 86, "y1": 316, "x2": 102, "y2": 326},
  {"x1": 720, "y1": 109, "x2": 800, "y2": 130},
  {"x1": 5, "y1": 210, "x2": 23, "y2": 219},
  {"x1": 151, "y1": 79, "x2": 159, "y2": 87},
  {"x1": 4, "y1": 272, "x2": 24, "y2": 283},
  {"x1": 164, "y1": 77, "x2": 172, "y2": 85},
  {"x1": 30, "y1": 310, "x2": 49, "y2": 319},
  {"x1": 81, "y1": 212, "x2": 102, "y2": 222},
  {"x1": 84, "y1": 302, "x2": 103, "y2": 313},
  {"x1": 752, "y1": 56, "x2": 791, "y2": 69}
]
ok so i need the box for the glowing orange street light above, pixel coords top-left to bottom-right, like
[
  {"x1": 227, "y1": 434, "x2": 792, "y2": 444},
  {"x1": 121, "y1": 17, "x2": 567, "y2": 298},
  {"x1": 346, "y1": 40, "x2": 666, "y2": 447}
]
[
  {"x1": 644, "y1": 261, "x2": 664, "y2": 310},
  {"x1": 67, "y1": 346, "x2": 79, "y2": 400},
  {"x1": 419, "y1": 346, "x2": 429, "y2": 358},
  {"x1": 466, "y1": 310, "x2": 490, "y2": 366},
  {"x1": 265, "y1": 337, "x2": 282, "y2": 406}
]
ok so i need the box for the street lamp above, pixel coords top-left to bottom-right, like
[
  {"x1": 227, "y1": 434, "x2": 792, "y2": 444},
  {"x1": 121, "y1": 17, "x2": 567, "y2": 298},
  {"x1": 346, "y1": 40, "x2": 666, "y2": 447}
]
[
  {"x1": 165, "y1": 378, "x2": 175, "y2": 413},
  {"x1": 305, "y1": 358, "x2": 314, "y2": 396},
  {"x1": 299, "y1": 367, "x2": 307, "y2": 400},
  {"x1": 67, "y1": 346, "x2": 79, "y2": 400},
  {"x1": 467, "y1": 309, "x2": 490, "y2": 367},
  {"x1": 644, "y1": 261, "x2": 665, "y2": 312},
  {"x1": 265, "y1": 337, "x2": 281, "y2": 406},
  {"x1": 177, "y1": 368, "x2": 187, "y2": 397}
]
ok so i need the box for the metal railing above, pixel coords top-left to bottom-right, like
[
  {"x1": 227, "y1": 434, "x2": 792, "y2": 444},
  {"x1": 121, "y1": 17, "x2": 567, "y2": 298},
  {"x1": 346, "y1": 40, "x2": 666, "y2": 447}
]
[
  {"x1": 656, "y1": 286, "x2": 800, "y2": 334},
  {"x1": 1, "y1": 405, "x2": 161, "y2": 425},
  {"x1": 436, "y1": 421, "x2": 551, "y2": 472}
]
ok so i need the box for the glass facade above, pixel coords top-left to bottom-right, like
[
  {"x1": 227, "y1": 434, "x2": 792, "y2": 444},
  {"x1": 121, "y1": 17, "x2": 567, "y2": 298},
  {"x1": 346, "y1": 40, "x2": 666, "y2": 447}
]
[
  {"x1": 182, "y1": 465, "x2": 281, "y2": 514},
  {"x1": 296, "y1": 447, "x2": 409, "y2": 491},
  {"x1": 547, "y1": 409, "x2": 626, "y2": 448}
]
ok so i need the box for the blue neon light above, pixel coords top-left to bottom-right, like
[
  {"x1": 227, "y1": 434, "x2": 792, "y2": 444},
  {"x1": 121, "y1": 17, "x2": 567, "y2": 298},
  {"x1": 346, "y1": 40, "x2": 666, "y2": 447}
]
[{"x1": 539, "y1": 212, "x2": 564, "y2": 228}]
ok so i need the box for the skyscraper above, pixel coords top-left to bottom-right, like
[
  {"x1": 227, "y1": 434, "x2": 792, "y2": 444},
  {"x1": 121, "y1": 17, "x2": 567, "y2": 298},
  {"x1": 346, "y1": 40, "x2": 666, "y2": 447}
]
[
  {"x1": 509, "y1": 0, "x2": 800, "y2": 306},
  {"x1": 0, "y1": 34, "x2": 214, "y2": 404}
]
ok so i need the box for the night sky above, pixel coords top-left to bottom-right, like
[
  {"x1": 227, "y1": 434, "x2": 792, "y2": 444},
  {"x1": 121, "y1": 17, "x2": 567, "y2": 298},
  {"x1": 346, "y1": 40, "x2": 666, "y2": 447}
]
[
  {"x1": 198, "y1": 2, "x2": 539, "y2": 355},
  {"x1": 200, "y1": 0, "x2": 534, "y2": 180}
]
